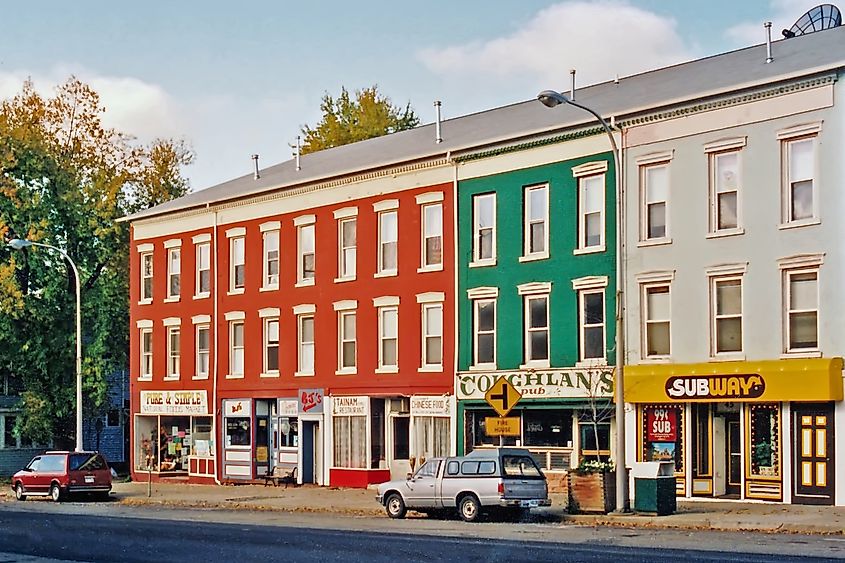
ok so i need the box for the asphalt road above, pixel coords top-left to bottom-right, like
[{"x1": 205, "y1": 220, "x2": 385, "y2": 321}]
[{"x1": 0, "y1": 500, "x2": 842, "y2": 563}]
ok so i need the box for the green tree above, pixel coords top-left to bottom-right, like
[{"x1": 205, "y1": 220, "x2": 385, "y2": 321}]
[
  {"x1": 300, "y1": 85, "x2": 419, "y2": 155},
  {"x1": 0, "y1": 77, "x2": 193, "y2": 448}
]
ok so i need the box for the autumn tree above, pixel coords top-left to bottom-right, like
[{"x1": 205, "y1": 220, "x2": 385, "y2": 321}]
[
  {"x1": 300, "y1": 85, "x2": 419, "y2": 155},
  {"x1": 0, "y1": 77, "x2": 193, "y2": 448}
]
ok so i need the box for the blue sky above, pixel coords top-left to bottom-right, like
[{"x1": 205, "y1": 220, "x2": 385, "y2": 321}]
[{"x1": 0, "y1": 0, "x2": 824, "y2": 190}]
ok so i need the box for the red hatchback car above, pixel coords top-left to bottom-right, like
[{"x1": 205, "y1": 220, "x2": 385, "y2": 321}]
[{"x1": 11, "y1": 451, "x2": 112, "y2": 502}]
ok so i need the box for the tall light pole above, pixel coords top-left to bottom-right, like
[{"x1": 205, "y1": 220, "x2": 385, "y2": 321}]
[
  {"x1": 536, "y1": 90, "x2": 628, "y2": 512},
  {"x1": 8, "y1": 238, "x2": 84, "y2": 452}
]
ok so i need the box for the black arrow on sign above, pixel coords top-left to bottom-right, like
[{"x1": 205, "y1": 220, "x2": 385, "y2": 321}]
[{"x1": 490, "y1": 385, "x2": 509, "y2": 411}]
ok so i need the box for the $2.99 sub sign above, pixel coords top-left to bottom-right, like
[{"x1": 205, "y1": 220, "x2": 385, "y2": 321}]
[{"x1": 646, "y1": 407, "x2": 677, "y2": 442}]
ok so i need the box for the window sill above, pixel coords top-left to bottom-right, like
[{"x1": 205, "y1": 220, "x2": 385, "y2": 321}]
[
  {"x1": 781, "y1": 350, "x2": 822, "y2": 359},
  {"x1": 137, "y1": 376, "x2": 153, "y2": 381},
  {"x1": 163, "y1": 376, "x2": 180, "y2": 381},
  {"x1": 294, "y1": 371, "x2": 314, "y2": 377},
  {"x1": 138, "y1": 299, "x2": 153, "y2": 306},
  {"x1": 335, "y1": 368, "x2": 357, "y2": 376},
  {"x1": 417, "y1": 264, "x2": 444, "y2": 273},
  {"x1": 706, "y1": 228, "x2": 744, "y2": 239},
  {"x1": 637, "y1": 238, "x2": 673, "y2": 248},
  {"x1": 575, "y1": 359, "x2": 608, "y2": 368},
  {"x1": 469, "y1": 364, "x2": 497, "y2": 371},
  {"x1": 295, "y1": 279, "x2": 315, "y2": 288},
  {"x1": 520, "y1": 361, "x2": 550, "y2": 370},
  {"x1": 518, "y1": 253, "x2": 549, "y2": 263},
  {"x1": 418, "y1": 366, "x2": 443, "y2": 373},
  {"x1": 259, "y1": 285, "x2": 279, "y2": 293},
  {"x1": 334, "y1": 276, "x2": 356, "y2": 284},
  {"x1": 573, "y1": 245, "x2": 606, "y2": 256},
  {"x1": 193, "y1": 292, "x2": 211, "y2": 300},
  {"x1": 375, "y1": 366, "x2": 399, "y2": 374},
  {"x1": 779, "y1": 218, "x2": 821, "y2": 230},
  {"x1": 469, "y1": 260, "x2": 496, "y2": 268},
  {"x1": 227, "y1": 288, "x2": 245, "y2": 296},
  {"x1": 163, "y1": 296, "x2": 181, "y2": 303},
  {"x1": 192, "y1": 375, "x2": 210, "y2": 380},
  {"x1": 373, "y1": 270, "x2": 398, "y2": 279},
  {"x1": 260, "y1": 372, "x2": 280, "y2": 378},
  {"x1": 225, "y1": 373, "x2": 244, "y2": 379},
  {"x1": 640, "y1": 356, "x2": 672, "y2": 363},
  {"x1": 708, "y1": 353, "x2": 745, "y2": 362}
]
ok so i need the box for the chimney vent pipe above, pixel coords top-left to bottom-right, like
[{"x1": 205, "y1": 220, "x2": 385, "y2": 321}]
[
  {"x1": 434, "y1": 101, "x2": 443, "y2": 144},
  {"x1": 765, "y1": 22, "x2": 773, "y2": 63},
  {"x1": 295, "y1": 136, "x2": 302, "y2": 171},
  {"x1": 251, "y1": 154, "x2": 260, "y2": 180},
  {"x1": 570, "y1": 69, "x2": 576, "y2": 100}
]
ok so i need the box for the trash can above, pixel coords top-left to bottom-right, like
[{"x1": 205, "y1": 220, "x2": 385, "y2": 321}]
[{"x1": 631, "y1": 461, "x2": 676, "y2": 515}]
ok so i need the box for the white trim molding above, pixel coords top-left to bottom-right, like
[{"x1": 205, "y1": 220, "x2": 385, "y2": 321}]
[
  {"x1": 372, "y1": 296, "x2": 400, "y2": 307},
  {"x1": 415, "y1": 191, "x2": 444, "y2": 204},
  {"x1": 776, "y1": 121, "x2": 823, "y2": 140},
  {"x1": 517, "y1": 281, "x2": 552, "y2": 296},
  {"x1": 705, "y1": 262, "x2": 749, "y2": 277},
  {"x1": 294, "y1": 214, "x2": 316, "y2": 226},
  {"x1": 162, "y1": 317, "x2": 181, "y2": 327},
  {"x1": 467, "y1": 286, "x2": 499, "y2": 300},
  {"x1": 571, "y1": 160, "x2": 609, "y2": 178},
  {"x1": 333, "y1": 206, "x2": 358, "y2": 219},
  {"x1": 136, "y1": 319, "x2": 153, "y2": 329},
  {"x1": 192, "y1": 233, "x2": 212, "y2": 244},
  {"x1": 333, "y1": 299, "x2": 358, "y2": 311},
  {"x1": 635, "y1": 150, "x2": 674, "y2": 166},
  {"x1": 136, "y1": 243, "x2": 153, "y2": 253},
  {"x1": 416, "y1": 292, "x2": 445, "y2": 303},
  {"x1": 225, "y1": 227, "x2": 246, "y2": 238},
  {"x1": 777, "y1": 253, "x2": 825, "y2": 270},
  {"x1": 373, "y1": 199, "x2": 400, "y2": 212},
  {"x1": 293, "y1": 303, "x2": 316, "y2": 315},
  {"x1": 224, "y1": 310, "x2": 245, "y2": 321},
  {"x1": 571, "y1": 275, "x2": 609, "y2": 290},
  {"x1": 635, "y1": 270, "x2": 676, "y2": 284},
  {"x1": 703, "y1": 136, "x2": 747, "y2": 153},
  {"x1": 192, "y1": 314, "x2": 211, "y2": 324},
  {"x1": 259, "y1": 221, "x2": 281, "y2": 232},
  {"x1": 163, "y1": 238, "x2": 182, "y2": 249},
  {"x1": 258, "y1": 307, "x2": 281, "y2": 318}
]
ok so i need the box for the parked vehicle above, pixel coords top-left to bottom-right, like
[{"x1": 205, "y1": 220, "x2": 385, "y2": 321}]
[
  {"x1": 376, "y1": 447, "x2": 550, "y2": 522},
  {"x1": 11, "y1": 451, "x2": 112, "y2": 502}
]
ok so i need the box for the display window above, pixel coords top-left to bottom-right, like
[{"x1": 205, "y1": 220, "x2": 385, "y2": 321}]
[
  {"x1": 135, "y1": 415, "x2": 205, "y2": 472},
  {"x1": 333, "y1": 415, "x2": 367, "y2": 468},
  {"x1": 465, "y1": 408, "x2": 517, "y2": 449},
  {"x1": 278, "y1": 417, "x2": 298, "y2": 448},
  {"x1": 526, "y1": 410, "x2": 573, "y2": 448},
  {"x1": 413, "y1": 416, "x2": 450, "y2": 459},
  {"x1": 225, "y1": 417, "x2": 251, "y2": 447},
  {"x1": 748, "y1": 403, "x2": 781, "y2": 478},
  {"x1": 641, "y1": 404, "x2": 684, "y2": 473}
]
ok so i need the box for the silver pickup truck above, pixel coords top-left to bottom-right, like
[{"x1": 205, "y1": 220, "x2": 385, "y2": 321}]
[{"x1": 376, "y1": 447, "x2": 550, "y2": 522}]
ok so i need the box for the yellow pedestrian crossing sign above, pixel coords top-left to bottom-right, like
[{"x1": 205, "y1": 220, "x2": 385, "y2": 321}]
[{"x1": 484, "y1": 377, "x2": 522, "y2": 417}]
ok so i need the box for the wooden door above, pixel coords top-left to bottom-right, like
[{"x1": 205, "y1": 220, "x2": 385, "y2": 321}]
[{"x1": 793, "y1": 403, "x2": 834, "y2": 505}]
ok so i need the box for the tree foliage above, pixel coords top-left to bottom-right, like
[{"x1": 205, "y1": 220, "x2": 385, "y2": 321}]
[
  {"x1": 0, "y1": 77, "x2": 193, "y2": 448},
  {"x1": 300, "y1": 85, "x2": 419, "y2": 155}
]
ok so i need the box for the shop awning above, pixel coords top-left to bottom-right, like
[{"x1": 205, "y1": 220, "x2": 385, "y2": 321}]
[{"x1": 624, "y1": 357, "x2": 843, "y2": 403}]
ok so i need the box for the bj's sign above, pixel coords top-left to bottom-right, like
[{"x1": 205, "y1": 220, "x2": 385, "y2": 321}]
[{"x1": 665, "y1": 374, "x2": 765, "y2": 401}]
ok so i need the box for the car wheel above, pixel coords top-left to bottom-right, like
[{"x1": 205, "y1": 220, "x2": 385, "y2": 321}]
[
  {"x1": 14, "y1": 483, "x2": 26, "y2": 501},
  {"x1": 458, "y1": 494, "x2": 481, "y2": 522},
  {"x1": 49, "y1": 484, "x2": 63, "y2": 502},
  {"x1": 385, "y1": 493, "x2": 406, "y2": 519}
]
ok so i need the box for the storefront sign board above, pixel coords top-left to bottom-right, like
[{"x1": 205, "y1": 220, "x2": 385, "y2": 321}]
[
  {"x1": 223, "y1": 399, "x2": 251, "y2": 417},
  {"x1": 332, "y1": 396, "x2": 368, "y2": 416},
  {"x1": 410, "y1": 395, "x2": 451, "y2": 416},
  {"x1": 140, "y1": 391, "x2": 208, "y2": 415},
  {"x1": 646, "y1": 407, "x2": 677, "y2": 442},
  {"x1": 457, "y1": 369, "x2": 614, "y2": 401},
  {"x1": 625, "y1": 358, "x2": 844, "y2": 403},
  {"x1": 485, "y1": 416, "x2": 520, "y2": 436},
  {"x1": 278, "y1": 399, "x2": 298, "y2": 416},
  {"x1": 299, "y1": 389, "x2": 324, "y2": 414}
]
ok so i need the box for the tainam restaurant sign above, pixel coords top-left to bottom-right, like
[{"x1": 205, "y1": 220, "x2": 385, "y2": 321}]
[
  {"x1": 332, "y1": 396, "x2": 368, "y2": 416},
  {"x1": 665, "y1": 374, "x2": 765, "y2": 401},
  {"x1": 141, "y1": 391, "x2": 208, "y2": 415},
  {"x1": 457, "y1": 369, "x2": 613, "y2": 401}
]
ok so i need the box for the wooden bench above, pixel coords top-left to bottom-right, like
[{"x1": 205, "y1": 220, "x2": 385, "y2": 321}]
[{"x1": 263, "y1": 464, "x2": 298, "y2": 488}]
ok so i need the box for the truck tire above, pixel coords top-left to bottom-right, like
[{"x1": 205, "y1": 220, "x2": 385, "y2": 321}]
[
  {"x1": 385, "y1": 492, "x2": 407, "y2": 519},
  {"x1": 458, "y1": 494, "x2": 481, "y2": 522}
]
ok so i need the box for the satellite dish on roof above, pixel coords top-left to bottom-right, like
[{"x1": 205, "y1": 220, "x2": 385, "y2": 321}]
[{"x1": 783, "y1": 4, "x2": 842, "y2": 38}]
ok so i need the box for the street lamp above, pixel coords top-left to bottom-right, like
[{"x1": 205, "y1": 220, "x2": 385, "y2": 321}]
[
  {"x1": 537, "y1": 90, "x2": 628, "y2": 512},
  {"x1": 8, "y1": 238, "x2": 84, "y2": 453}
]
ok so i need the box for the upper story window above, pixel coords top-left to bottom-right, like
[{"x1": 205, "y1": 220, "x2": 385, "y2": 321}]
[
  {"x1": 166, "y1": 325, "x2": 180, "y2": 379},
  {"x1": 578, "y1": 175, "x2": 605, "y2": 251},
  {"x1": 338, "y1": 216, "x2": 357, "y2": 280},
  {"x1": 295, "y1": 215, "x2": 316, "y2": 285},
  {"x1": 524, "y1": 294, "x2": 550, "y2": 366},
  {"x1": 779, "y1": 123, "x2": 821, "y2": 227},
  {"x1": 641, "y1": 163, "x2": 668, "y2": 241},
  {"x1": 702, "y1": 138, "x2": 745, "y2": 236},
  {"x1": 643, "y1": 283, "x2": 671, "y2": 358},
  {"x1": 572, "y1": 276, "x2": 608, "y2": 364},
  {"x1": 334, "y1": 301, "x2": 357, "y2": 374},
  {"x1": 779, "y1": 254, "x2": 823, "y2": 354},
  {"x1": 229, "y1": 319, "x2": 245, "y2": 377},
  {"x1": 418, "y1": 292, "x2": 445, "y2": 371},
  {"x1": 472, "y1": 193, "x2": 496, "y2": 265},
  {"x1": 297, "y1": 313, "x2": 315, "y2": 375},
  {"x1": 377, "y1": 209, "x2": 398, "y2": 275},
  {"x1": 422, "y1": 202, "x2": 443, "y2": 269},
  {"x1": 523, "y1": 185, "x2": 549, "y2": 260},
  {"x1": 194, "y1": 238, "x2": 211, "y2": 297},
  {"x1": 468, "y1": 287, "x2": 498, "y2": 368},
  {"x1": 708, "y1": 267, "x2": 744, "y2": 357},
  {"x1": 228, "y1": 231, "x2": 245, "y2": 292},
  {"x1": 264, "y1": 317, "x2": 280, "y2": 375},
  {"x1": 378, "y1": 305, "x2": 399, "y2": 371},
  {"x1": 139, "y1": 326, "x2": 153, "y2": 380},
  {"x1": 140, "y1": 249, "x2": 153, "y2": 303},
  {"x1": 261, "y1": 224, "x2": 280, "y2": 289},
  {"x1": 165, "y1": 242, "x2": 181, "y2": 300},
  {"x1": 194, "y1": 322, "x2": 210, "y2": 379}
]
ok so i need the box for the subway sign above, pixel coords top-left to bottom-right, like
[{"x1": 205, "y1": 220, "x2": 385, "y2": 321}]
[{"x1": 665, "y1": 374, "x2": 765, "y2": 400}]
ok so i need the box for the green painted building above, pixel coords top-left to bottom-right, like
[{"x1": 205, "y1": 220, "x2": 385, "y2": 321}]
[{"x1": 455, "y1": 142, "x2": 617, "y2": 476}]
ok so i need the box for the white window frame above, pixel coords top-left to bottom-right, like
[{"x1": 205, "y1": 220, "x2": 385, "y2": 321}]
[
  {"x1": 523, "y1": 294, "x2": 550, "y2": 368},
  {"x1": 472, "y1": 298, "x2": 497, "y2": 368},
  {"x1": 578, "y1": 288, "x2": 606, "y2": 364},
  {"x1": 521, "y1": 184, "x2": 549, "y2": 261},
  {"x1": 420, "y1": 202, "x2": 444, "y2": 270},
  {"x1": 263, "y1": 317, "x2": 280, "y2": 376},
  {"x1": 707, "y1": 147, "x2": 743, "y2": 236},
  {"x1": 166, "y1": 247, "x2": 181, "y2": 300},
  {"x1": 262, "y1": 229, "x2": 280, "y2": 290},
  {"x1": 297, "y1": 314, "x2": 315, "y2": 376},
  {"x1": 140, "y1": 251, "x2": 153, "y2": 303},
  {"x1": 642, "y1": 283, "x2": 671, "y2": 359},
  {"x1": 421, "y1": 302, "x2": 443, "y2": 371},
  {"x1": 297, "y1": 221, "x2": 316, "y2": 286},
  {"x1": 337, "y1": 217, "x2": 357, "y2": 281},
  {"x1": 784, "y1": 267, "x2": 820, "y2": 355},
  {"x1": 195, "y1": 323, "x2": 210, "y2": 380},
  {"x1": 229, "y1": 236, "x2": 245, "y2": 293},
  {"x1": 780, "y1": 127, "x2": 820, "y2": 227},
  {"x1": 639, "y1": 162, "x2": 670, "y2": 243},
  {"x1": 139, "y1": 327, "x2": 153, "y2": 380},
  {"x1": 229, "y1": 320, "x2": 244, "y2": 378},
  {"x1": 576, "y1": 174, "x2": 606, "y2": 253},
  {"x1": 377, "y1": 210, "x2": 399, "y2": 276},
  {"x1": 338, "y1": 310, "x2": 357, "y2": 374},
  {"x1": 195, "y1": 241, "x2": 211, "y2": 298},
  {"x1": 376, "y1": 306, "x2": 399, "y2": 373},
  {"x1": 166, "y1": 326, "x2": 180, "y2": 379},
  {"x1": 710, "y1": 274, "x2": 744, "y2": 358},
  {"x1": 471, "y1": 193, "x2": 496, "y2": 266}
]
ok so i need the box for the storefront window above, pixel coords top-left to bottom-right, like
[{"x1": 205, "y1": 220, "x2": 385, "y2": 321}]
[
  {"x1": 333, "y1": 415, "x2": 367, "y2": 468},
  {"x1": 414, "y1": 416, "x2": 450, "y2": 459},
  {"x1": 579, "y1": 421, "x2": 610, "y2": 462},
  {"x1": 749, "y1": 403, "x2": 780, "y2": 477},
  {"x1": 192, "y1": 417, "x2": 214, "y2": 457},
  {"x1": 278, "y1": 417, "x2": 298, "y2": 448},
  {"x1": 226, "y1": 417, "x2": 251, "y2": 447},
  {"x1": 370, "y1": 399, "x2": 385, "y2": 469},
  {"x1": 159, "y1": 417, "x2": 190, "y2": 471},
  {"x1": 692, "y1": 404, "x2": 711, "y2": 477},
  {"x1": 524, "y1": 410, "x2": 573, "y2": 448},
  {"x1": 642, "y1": 404, "x2": 684, "y2": 473},
  {"x1": 135, "y1": 416, "x2": 157, "y2": 470},
  {"x1": 465, "y1": 409, "x2": 516, "y2": 451}
]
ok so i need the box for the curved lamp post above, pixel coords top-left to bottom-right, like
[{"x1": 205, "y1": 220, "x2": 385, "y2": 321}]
[
  {"x1": 536, "y1": 90, "x2": 628, "y2": 512},
  {"x1": 8, "y1": 239, "x2": 84, "y2": 452}
]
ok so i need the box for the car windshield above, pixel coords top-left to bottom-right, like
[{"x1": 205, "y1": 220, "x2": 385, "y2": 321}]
[
  {"x1": 27, "y1": 457, "x2": 41, "y2": 471},
  {"x1": 414, "y1": 459, "x2": 440, "y2": 479},
  {"x1": 69, "y1": 453, "x2": 106, "y2": 471},
  {"x1": 502, "y1": 455, "x2": 543, "y2": 478}
]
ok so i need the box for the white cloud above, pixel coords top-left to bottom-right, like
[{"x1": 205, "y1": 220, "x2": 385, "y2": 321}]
[
  {"x1": 417, "y1": 1, "x2": 695, "y2": 93},
  {"x1": 726, "y1": 0, "x2": 832, "y2": 45}
]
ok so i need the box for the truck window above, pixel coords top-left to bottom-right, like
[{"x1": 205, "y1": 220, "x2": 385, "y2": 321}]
[
  {"x1": 502, "y1": 455, "x2": 543, "y2": 478},
  {"x1": 478, "y1": 461, "x2": 496, "y2": 475},
  {"x1": 461, "y1": 461, "x2": 480, "y2": 475},
  {"x1": 446, "y1": 460, "x2": 460, "y2": 475},
  {"x1": 415, "y1": 459, "x2": 440, "y2": 478}
]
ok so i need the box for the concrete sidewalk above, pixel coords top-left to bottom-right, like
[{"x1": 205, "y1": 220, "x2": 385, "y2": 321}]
[{"x1": 4, "y1": 480, "x2": 844, "y2": 535}]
